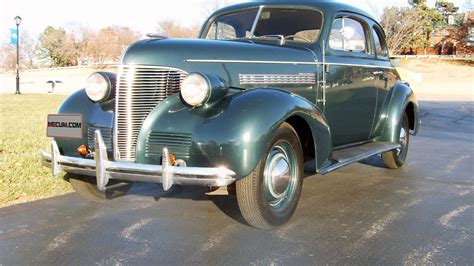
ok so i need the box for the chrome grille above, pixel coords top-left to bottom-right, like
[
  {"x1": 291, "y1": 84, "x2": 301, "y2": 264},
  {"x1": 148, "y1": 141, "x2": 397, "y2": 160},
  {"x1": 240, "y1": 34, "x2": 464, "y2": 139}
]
[
  {"x1": 88, "y1": 126, "x2": 113, "y2": 151},
  {"x1": 145, "y1": 132, "x2": 192, "y2": 160},
  {"x1": 114, "y1": 65, "x2": 188, "y2": 161}
]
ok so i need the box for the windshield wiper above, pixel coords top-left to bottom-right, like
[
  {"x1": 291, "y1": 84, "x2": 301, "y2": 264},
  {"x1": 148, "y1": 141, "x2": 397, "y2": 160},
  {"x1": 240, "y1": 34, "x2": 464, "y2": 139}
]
[
  {"x1": 255, "y1": 35, "x2": 286, "y2": 45},
  {"x1": 232, "y1": 35, "x2": 286, "y2": 45}
]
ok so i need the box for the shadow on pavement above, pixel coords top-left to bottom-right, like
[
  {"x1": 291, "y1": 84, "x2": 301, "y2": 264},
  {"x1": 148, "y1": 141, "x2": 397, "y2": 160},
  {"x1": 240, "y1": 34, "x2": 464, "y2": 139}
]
[{"x1": 124, "y1": 182, "x2": 248, "y2": 225}]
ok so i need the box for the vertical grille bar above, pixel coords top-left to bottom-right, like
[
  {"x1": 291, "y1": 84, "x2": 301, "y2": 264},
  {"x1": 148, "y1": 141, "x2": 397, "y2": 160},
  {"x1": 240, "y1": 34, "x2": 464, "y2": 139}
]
[{"x1": 114, "y1": 65, "x2": 188, "y2": 161}]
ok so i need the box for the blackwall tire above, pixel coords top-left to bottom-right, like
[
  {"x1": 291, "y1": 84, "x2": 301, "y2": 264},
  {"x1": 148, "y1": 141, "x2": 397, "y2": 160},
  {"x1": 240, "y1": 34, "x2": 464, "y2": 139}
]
[
  {"x1": 382, "y1": 113, "x2": 410, "y2": 169},
  {"x1": 236, "y1": 122, "x2": 304, "y2": 229}
]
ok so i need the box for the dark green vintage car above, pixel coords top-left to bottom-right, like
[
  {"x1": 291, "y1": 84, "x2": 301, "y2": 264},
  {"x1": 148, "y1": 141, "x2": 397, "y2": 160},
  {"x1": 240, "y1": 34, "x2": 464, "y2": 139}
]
[{"x1": 42, "y1": 0, "x2": 420, "y2": 229}]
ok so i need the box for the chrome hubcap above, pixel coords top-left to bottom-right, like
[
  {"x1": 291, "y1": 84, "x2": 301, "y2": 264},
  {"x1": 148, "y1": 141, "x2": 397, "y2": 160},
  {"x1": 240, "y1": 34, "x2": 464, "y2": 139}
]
[
  {"x1": 397, "y1": 127, "x2": 408, "y2": 156},
  {"x1": 270, "y1": 155, "x2": 290, "y2": 196},
  {"x1": 263, "y1": 142, "x2": 298, "y2": 211}
]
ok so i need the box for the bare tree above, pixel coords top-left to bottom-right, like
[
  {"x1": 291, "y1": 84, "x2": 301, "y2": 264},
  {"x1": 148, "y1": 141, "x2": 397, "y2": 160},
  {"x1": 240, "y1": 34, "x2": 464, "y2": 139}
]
[
  {"x1": 0, "y1": 45, "x2": 16, "y2": 71},
  {"x1": 0, "y1": 30, "x2": 37, "y2": 71},
  {"x1": 88, "y1": 26, "x2": 140, "y2": 65},
  {"x1": 155, "y1": 0, "x2": 238, "y2": 39},
  {"x1": 155, "y1": 19, "x2": 200, "y2": 38},
  {"x1": 381, "y1": 7, "x2": 427, "y2": 54},
  {"x1": 19, "y1": 30, "x2": 37, "y2": 69},
  {"x1": 66, "y1": 23, "x2": 95, "y2": 66}
]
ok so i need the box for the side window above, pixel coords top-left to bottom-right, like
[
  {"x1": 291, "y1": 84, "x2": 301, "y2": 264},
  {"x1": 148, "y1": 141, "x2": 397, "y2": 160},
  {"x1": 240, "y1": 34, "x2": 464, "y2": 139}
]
[
  {"x1": 329, "y1": 17, "x2": 368, "y2": 54},
  {"x1": 372, "y1": 27, "x2": 388, "y2": 58},
  {"x1": 206, "y1": 22, "x2": 237, "y2": 40}
]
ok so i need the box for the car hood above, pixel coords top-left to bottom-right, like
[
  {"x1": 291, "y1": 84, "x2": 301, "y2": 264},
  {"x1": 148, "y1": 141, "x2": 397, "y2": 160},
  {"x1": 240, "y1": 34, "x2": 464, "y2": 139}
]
[{"x1": 121, "y1": 38, "x2": 318, "y2": 88}]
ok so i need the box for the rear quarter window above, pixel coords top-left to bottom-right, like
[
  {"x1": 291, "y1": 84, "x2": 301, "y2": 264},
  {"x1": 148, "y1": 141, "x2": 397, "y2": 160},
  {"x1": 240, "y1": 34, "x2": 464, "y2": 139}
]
[{"x1": 372, "y1": 26, "x2": 389, "y2": 58}]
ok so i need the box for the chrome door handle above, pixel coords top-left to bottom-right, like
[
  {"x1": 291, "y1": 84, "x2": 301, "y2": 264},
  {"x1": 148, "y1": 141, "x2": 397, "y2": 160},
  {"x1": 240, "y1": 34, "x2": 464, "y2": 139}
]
[{"x1": 372, "y1": 71, "x2": 384, "y2": 75}]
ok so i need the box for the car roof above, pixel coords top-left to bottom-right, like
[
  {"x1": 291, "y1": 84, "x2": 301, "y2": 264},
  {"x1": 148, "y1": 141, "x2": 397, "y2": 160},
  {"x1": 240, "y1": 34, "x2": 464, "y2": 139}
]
[{"x1": 212, "y1": 0, "x2": 375, "y2": 22}]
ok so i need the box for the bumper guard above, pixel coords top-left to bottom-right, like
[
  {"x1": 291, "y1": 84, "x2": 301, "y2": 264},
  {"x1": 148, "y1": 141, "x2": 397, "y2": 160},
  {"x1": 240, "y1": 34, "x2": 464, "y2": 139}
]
[{"x1": 41, "y1": 130, "x2": 236, "y2": 191}]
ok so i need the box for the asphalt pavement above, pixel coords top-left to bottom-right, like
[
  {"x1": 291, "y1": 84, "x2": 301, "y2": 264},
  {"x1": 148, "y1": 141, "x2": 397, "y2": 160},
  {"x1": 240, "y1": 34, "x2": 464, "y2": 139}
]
[{"x1": 0, "y1": 101, "x2": 473, "y2": 265}]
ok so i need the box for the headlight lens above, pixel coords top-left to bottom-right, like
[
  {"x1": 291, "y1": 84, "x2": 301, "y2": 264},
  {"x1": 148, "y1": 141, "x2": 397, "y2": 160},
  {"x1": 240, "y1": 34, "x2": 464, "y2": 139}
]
[
  {"x1": 180, "y1": 73, "x2": 210, "y2": 106},
  {"x1": 86, "y1": 72, "x2": 111, "y2": 102}
]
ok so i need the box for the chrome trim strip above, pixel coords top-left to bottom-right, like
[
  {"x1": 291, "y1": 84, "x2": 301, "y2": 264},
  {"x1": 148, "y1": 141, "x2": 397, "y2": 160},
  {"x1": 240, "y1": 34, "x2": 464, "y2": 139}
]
[
  {"x1": 186, "y1": 59, "x2": 319, "y2": 65},
  {"x1": 319, "y1": 39, "x2": 327, "y2": 107},
  {"x1": 325, "y1": 62, "x2": 392, "y2": 69},
  {"x1": 42, "y1": 131, "x2": 236, "y2": 191},
  {"x1": 319, "y1": 143, "x2": 400, "y2": 175},
  {"x1": 186, "y1": 59, "x2": 394, "y2": 69},
  {"x1": 332, "y1": 139, "x2": 373, "y2": 151},
  {"x1": 116, "y1": 64, "x2": 188, "y2": 70},
  {"x1": 239, "y1": 73, "x2": 316, "y2": 85}
]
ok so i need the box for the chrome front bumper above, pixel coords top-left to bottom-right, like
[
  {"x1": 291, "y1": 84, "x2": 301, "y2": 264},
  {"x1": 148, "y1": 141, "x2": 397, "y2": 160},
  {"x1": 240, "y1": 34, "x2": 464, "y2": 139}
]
[{"x1": 41, "y1": 130, "x2": 236, "y2": 191}]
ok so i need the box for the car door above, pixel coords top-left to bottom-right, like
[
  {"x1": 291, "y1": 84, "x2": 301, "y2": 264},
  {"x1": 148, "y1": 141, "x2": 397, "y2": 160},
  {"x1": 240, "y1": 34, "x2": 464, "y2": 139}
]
[
  {"x1": 323, "y1": 15, "x2": 378, "y2": 146},
  {"x1": 368, "y1": 24, "x2": 398, "y2": 139}
]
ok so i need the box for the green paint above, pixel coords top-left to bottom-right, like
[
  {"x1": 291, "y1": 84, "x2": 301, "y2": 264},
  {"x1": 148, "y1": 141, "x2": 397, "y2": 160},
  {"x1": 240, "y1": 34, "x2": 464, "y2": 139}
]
[{"x1": 52, "y1": 0, "x2": 420, "y2": 178}]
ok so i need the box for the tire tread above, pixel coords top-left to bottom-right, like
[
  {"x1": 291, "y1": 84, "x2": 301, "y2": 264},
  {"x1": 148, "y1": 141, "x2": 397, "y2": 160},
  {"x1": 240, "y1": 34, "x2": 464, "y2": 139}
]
[
  {"x1": 382, "y1": 113, "x2": 410, "y2": 169},
  {"x1": 236, "y1": 163, "x2": 271, "y2": 229},
  {"x1": 236, "y1": 122, "x2": 303, "y2": 229}
]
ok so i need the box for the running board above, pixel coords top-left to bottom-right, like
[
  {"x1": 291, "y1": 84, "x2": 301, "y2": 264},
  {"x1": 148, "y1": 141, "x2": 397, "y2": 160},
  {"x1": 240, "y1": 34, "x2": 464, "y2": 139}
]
[{"x1": 319, "y1": 142, "x2": 400, "y2": 174}]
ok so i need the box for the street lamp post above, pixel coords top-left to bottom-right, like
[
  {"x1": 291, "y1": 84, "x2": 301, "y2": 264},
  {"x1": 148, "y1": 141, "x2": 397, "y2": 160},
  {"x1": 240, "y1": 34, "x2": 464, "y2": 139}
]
[{"x1": 14, "y1": 16, "x2": 22, "y2": 95}]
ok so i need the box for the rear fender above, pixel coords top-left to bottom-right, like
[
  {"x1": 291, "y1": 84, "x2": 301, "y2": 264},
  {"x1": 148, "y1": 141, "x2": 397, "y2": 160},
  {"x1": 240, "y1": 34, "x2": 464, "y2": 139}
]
[{"x1": 375, "y1": 82, "x2": 420, "y2": 143}]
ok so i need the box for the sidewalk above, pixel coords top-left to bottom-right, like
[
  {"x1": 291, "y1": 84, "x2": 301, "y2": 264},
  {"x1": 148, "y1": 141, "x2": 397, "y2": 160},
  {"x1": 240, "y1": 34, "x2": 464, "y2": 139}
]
[
  {"x1": 400, "y1": 60, "x2": 474, "y2": 101},
  {"x1": 0, "y1": 67, "x2": 113, "y2": 95}
]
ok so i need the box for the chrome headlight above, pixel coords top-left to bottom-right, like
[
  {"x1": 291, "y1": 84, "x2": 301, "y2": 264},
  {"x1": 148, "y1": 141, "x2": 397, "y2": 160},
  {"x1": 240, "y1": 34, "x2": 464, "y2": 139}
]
[
  {"x1": 85, "y1": 72, "x2": 115, "y2": 102},
  {"x1": 180, "y1": 73, "x2": 210, "y2": 107},
  {"x1": 180, "y1": 73, "x2": 228, "y2": 107}
]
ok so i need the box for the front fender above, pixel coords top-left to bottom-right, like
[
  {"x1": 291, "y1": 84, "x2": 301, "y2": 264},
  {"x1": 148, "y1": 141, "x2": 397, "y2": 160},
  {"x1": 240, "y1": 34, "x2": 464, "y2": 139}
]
[
  {"x1": 55, "y1": 89, "x2": 114, "y2": 157},
  {"x1": 136, "y1": 89, "x2": 331, "y2": 179},
  {"x1": 375, "y1": 81, "x2": 420, "y2": 143}
]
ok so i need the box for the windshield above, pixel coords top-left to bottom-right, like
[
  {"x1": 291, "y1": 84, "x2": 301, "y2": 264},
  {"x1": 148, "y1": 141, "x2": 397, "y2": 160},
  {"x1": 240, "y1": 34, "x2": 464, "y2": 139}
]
[{"x1": 204, "y1": 7, "x2": 323, "y2": 44}]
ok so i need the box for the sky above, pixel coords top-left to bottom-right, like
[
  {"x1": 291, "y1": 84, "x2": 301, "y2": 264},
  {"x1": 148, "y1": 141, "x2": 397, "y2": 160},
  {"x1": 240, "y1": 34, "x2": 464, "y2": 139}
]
[{"x1": 0, "y1": 0, "x2": 471, "y2": 44}]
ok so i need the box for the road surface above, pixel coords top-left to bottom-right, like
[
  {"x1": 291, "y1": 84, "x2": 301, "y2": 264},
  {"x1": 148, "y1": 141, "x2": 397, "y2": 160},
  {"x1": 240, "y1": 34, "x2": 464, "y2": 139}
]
[{"x1": 0, "y1": 101, "x2": 473, "y2": 265}]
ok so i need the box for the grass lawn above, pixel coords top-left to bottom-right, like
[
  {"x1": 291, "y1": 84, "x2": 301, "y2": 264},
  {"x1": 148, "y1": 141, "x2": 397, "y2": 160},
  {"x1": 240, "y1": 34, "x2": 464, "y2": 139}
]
[{"x1": 0, "y1": 94, "x2": 72, "y2": 207}]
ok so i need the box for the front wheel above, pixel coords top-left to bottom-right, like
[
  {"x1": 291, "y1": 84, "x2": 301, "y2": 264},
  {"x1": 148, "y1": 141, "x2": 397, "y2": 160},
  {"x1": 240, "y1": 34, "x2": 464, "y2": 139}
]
[
  {"x1": 382, "y1": 113, "x2": 410, "y2": 169},
  {"x1": 236, "y1": 122, "x2": 304, "y2": 229},
  {"x1": 68, "y1": 174, "x2": 133, "y2": 202}
]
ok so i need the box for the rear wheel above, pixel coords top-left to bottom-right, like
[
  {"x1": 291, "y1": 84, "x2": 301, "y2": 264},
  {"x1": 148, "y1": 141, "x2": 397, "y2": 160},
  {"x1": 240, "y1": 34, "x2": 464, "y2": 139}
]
[
  {"x1": 68, "y1": 174, "x2": 133, "y2": 202},
  {"x1": 236, "y1": 122, "x2": 304, "y2": 229},
  {"x1": 382, "y1": 113, "x2": 410, "y2": 169}
]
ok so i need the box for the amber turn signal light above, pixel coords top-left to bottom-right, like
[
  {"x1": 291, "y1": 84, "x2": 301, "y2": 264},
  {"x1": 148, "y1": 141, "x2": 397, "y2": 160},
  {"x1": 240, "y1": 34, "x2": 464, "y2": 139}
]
[
  {"x1": 169, "y1": 152, "x2": 176, "y2": 166},
  {"x1": 76, "y1": 145, "x2": 88, "y2": 156}
]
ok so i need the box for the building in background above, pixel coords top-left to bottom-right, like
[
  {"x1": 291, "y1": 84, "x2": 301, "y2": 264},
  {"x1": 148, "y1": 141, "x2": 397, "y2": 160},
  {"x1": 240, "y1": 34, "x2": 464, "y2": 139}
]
[
  {"x1": 464, "y1": 11, "x2": 474, "y2": 47},
  {"x1": 407, "y1": 11, "x2": 474, "y2": 55}
]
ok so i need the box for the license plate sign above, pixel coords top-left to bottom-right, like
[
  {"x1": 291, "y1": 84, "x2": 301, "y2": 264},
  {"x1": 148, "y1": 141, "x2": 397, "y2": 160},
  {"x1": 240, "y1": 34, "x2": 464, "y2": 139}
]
[{"x1": 47, "y1": 114, "x2": 82, "y2": 139}]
